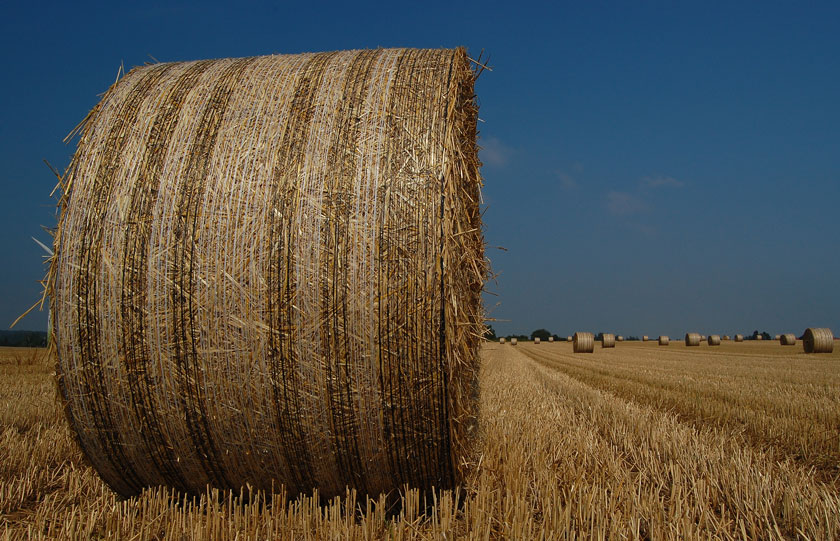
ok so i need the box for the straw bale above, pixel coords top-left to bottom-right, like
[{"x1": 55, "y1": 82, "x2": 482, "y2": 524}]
[
  {"x1": 658, "y1": 336, "x2": 669, "y2": 346},
  {"x1": 734, "y1": 334, "x2": 744, "y2": 342},
  {"x1": 723, "y1": 335, "x2": 730, "y2": 340},
  {"x1": 573, "y1": 332, "x2": 594, "y2": 353},
  {"x1": 50, "y1": 48, "x2": 485, "y2": 501},
  {"x1": 780, "y1": 334, "x2": 796, "y2": 346},
  {"x1": 566, "y1": 336, "x2": 572, "y2": 342},
  {"x1": 803, "y1": 328, "x2": 833, "y2": 353},
  {"x1": 642, "y1": 336, "x2": 649, "y2": 342},
  {"x1": 534, "y1": 337, "x2": 540, "y2": 344},
  {"x1": 548, "y1": 336, "x2": 554, "y2": 342},
  {"x1": 707, "y1": 335, "x2": 721, "y2": 346},
  {"x1": 756, "y1": 335, "x2": 764, "y2": 340},
  {"x1": 616, "y1": 335, "x2": 624, "y2": 342},
  {"x1": 685, "y1": 333, "x2": 701, "y2": 346},
  {"x1": 511, "y1": 338, "x2": 518, "y2": 346},
  {"x1": 601, "y1": 333, "x2": 615, "y2": 348},
  {"x1": 774, "y1": 334, "x2": 781, "y2": 340},
  {"x1": 499, "y1": 337, "x2": 505, "y2": 344}
]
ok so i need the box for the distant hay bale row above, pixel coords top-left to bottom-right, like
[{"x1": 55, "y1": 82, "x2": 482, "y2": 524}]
[
  {"x1": 50, "y1": 48, "x2": 483, "y2": 501},
  {"x1": 573, "y1": 332, "x2": 594, "y2": 353},
  {"x1": 780, "y1": 334, "x2": 796, "y2": 346},
  {"x1": 601, "y1": 333, "x2": 616, "y2": 348},
  {"x1": 708, "y1": 335, "x2": 721, "y2": 346},
  {"x1": 803, "y1": 328, "x2": 833, "y2": 353},
  {"x1": 658, "y1": 336, "x2": 669, "y2": 346},
  {"x1": 685, "y1": 333, "x2": 701, "y2": 347}
]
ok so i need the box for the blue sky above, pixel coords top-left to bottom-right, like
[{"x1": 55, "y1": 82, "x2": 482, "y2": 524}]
[{"x1": 1, "y1": 1, "x2": 837, "y2": 338}]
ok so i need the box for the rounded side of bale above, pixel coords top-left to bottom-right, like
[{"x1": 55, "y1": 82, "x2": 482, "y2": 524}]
[
  {"x1": 601, "y1": 333, "x2": 616, "y2": 348},
  {"x1": 50, "y1": 48, "x2": 484, "y2": 501},
  {"x1": 499, "y1": 337, "x2": 505, "y2": 344},
  {"x1": 573, "y1": 332, "x2": 594, "y2": 353},
  {"x1": 780, "y1": 334, "x2": 796, "y2": 346},
  {"x1": 616, "y1": 335, "x2": 624, "y2": 342},
  {"x1": 803, "y1": 328, "x2": 833, "y2": 353},
  {"x1": 708, "y1": 334, "x2": 721, "y2": 346},
  {"x1": 548, "y1": 336, "x2": 554, "y2": 342},
  {"x1": 534, "y1": 337, "x2": 540, "y2": 344},
  {"x1": 756, "y1": 335, "x2": 764, "y2": 340},
  {"x1": 566, "y1": 336, "x2": 572, "y2": 342},
  {"x1": 723, "y1": 335, "x2": 730, "y2": 340},
  {"x1": 511, "y1": 338, "x2": 518, "y2": 346},
  {"x1": 734, "y1": 334, "x2": 744, "y2": 342},
  {"x1": 685, "y1": 333, "x2": 701, "y2": 346},
  {"x1": 658, "y1": 336, "x2": 669, "y2": 346},
  {"x1": 774, "y1": 334, "x2": 780, "y2": 341},
  {"x1": 642, "y1": 335, "x2": 649, "y2": 342}
]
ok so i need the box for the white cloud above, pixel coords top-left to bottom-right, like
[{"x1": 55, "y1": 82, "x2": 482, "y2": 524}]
[
  {"x1": 605, "y1": 191, "x2": 649, "y2": 216},
  {"x1": 641, "y1": 175, "x2": 685, "y2": 188},
  {"x1": 479, "y1": 137, "x2": 513, "y2": 167}
]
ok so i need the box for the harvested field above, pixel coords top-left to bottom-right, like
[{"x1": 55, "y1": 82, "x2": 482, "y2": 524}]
[{"x1": 2, "y1": 344, "x2": 839, "y2": 539}]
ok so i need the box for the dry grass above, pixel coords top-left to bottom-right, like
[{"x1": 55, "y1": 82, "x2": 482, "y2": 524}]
[{"x1": 2, "y1": 344, "x2": 839, "y2": 539}]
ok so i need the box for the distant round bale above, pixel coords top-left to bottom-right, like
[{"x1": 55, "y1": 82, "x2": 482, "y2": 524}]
[
  {"x1": 50, "y1": 48, "x2": 483, "y2": 501},
  {"x1": 803, "y1": 328, "x2": 833, "y2": 353},
  {"x1": 534, "y1": 337, "x2": 541, "y2": 344},
  {"x1": 499, "y1": 337, "x2": 505, "y2": 344},
  {"x1": 573, "y1": 332, "x2": 594, "y2": 353},
  {"x1": 566, "y1": 336, "x2": 572, "y2": 342},
  {"x1": 723, "y1": 335, "x2": 730, "y2": 341},
  {"x1": 642, "y1": 335, "x2": 649, "y2": 342},
  {"x1": 658, "y1": 336, "x2": 669, "y2": 346},
  {"x1": 756, "y1": 335, "x2": 764, "y2": 341},
  {"x1": 548, "y1": 336, "x2": 554, "y2": 342},
  {"x1": 780, "y1": 334, "x2": 796, "y2": 346},
  {"x1": 685, "y1": 333, "x2": 701, "y2": 346},
  {"x1": 602, "y1": 333, "x2": 616, "y2": 348},
  {"x1": 734, "y1": 334, "x2": 744, "y2": 342},
  {"x1": 708, "y1": 335, "x2": 721, "y2": 346},
  {"x1": 511, "y1": 338, "x2": 518, "y2": 346},
  {"x1": 700, "y1": 335, "x2": 707, "y2": 342},
  {"x1": 616, "y1": 335, "x2": 624, "y2": 342},
  {"x1": 774, "y1": 334, "x2": 781, "y2": 340}
]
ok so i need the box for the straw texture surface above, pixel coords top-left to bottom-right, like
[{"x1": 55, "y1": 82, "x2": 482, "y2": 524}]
[
  {"x1": 685, "y1": 333, "x2": 701, "y2": 347},
  {"x1": 601, "y1": 334, "x2": 615, "y2": 348},
  {"x1": 573, "y1": 332, "x2": 594, "y2": 353},
  {"x1": 50, "y1": 48, "x2": 485, "y2": 501},
  {"x1": 707, "y1": 335, "x2": 721, "y2": 346},
  {"x1": 803, "y1": 328, "x2": 833, "y2": 354},
  {"x1": 658, "y1": 336, "x2": 669, "y2": 346},
  {"x1": 780, "y1": 334, "x2": 796, "y2": 346},
  {"x1": 734, "y1": 334, "x2": 744, "y2": 342}
]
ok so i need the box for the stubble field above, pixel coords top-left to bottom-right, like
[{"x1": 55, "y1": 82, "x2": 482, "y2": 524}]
[{"x1": 1, "y1": 341, "x2": 838, "y2": 539}]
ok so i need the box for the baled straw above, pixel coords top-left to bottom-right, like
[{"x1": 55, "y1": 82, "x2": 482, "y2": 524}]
[
  {"x1": 774, "y1": 334, "x2": 781, "y2": 340},
  {"x1": 780, "y1": 334, "x2": 796, "y2": 346},
  {"x1": 723, "y1": 335, "x2": 730, "y2": 340},
  {"x1": 573, "y1": 332, "x2": 594, "y2": 353},
  {"x1": 734, "y1": 334, "x2": 744, "y2": 342},
  {"x1": 499, "y1": 337, "x2": 505, "y2": 344},
  {"x1": 601, "y1": 333, "x2": 615, "y2": 348},
  {"x1": 511, "y1": 338, "x2": 518, "y2": 346},
  {"x1": 642, "y1": 335, "x2": 649, "y2": 342},
  {"x1": 658, "y1": 336, "x2": 669, "y2": 346},
  {"x1": 616, "y1": 335, "x2": 624, "y2": 342},
  {"x1": 566, "y1": 336, "x2": 572, "y2": 342},
  {"x1": 685, "y1": 333, "x2": 701, "y2": 346},
  {"x1": 534, "y1": 337, "x2": 540, "y2": 344},
  {"x1": 548, "y1": 336, "x2": 554, "y2": 342},
  {"x1": 50, "y1": 48, "x2": 485, "y2": 501},
  {"x1": 756, "y1": 335, "x2": 764, "y2": 340},
  {"x1": 707, "y1": 335, "x2": 721, "y2": 346},
  {"x1": 803, "y1": 328, "x2": 833, "y2": 353}
]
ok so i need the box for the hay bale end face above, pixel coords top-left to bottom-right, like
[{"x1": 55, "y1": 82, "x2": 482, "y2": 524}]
[
  {"x1": 601, "y1": 333, "x2": 616, "y2": 348},
  {"x1": 734, "y1": 334, "x2": 744, "y2": 342},
  {"x1": 573, "y1": 332, "x2": 594, "y2": 353},
  {"x1": 780, "y1": 334, "x2": 796, "y2": 346},
  {"x1": 685, "y1": 333, "x2": 701, "y2": 346},
  {"x1": 50, "y1": 48, "x2": 485, "y2": 501},
  {"x1": 658, "y1": 336, "x2": 669, "y2": 346},
  {"x1": 723, "y1": 335, "x2": 730, "y2": 340},
  {"x1": 708, "y1": 334, "x2": 721, "y2": 346},
  {"x1": 803, "y1": 328, "x2": 833, "y2": 353},
  {"x1": 774, "y1": 335, "x2": 781, "y2": 340}
]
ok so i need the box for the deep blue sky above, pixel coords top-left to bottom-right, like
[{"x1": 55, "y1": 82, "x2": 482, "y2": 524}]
[{"x1": 2, "y1": 1, "x2": 837, "y2": 338}]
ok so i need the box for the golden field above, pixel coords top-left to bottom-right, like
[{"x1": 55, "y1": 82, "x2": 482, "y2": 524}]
[{"x1": 1, "y1": 341, "x2": 838, "y2": 540}]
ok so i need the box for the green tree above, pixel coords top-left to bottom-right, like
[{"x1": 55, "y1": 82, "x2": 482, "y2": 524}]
[{"x1": 530, "y1": 329, "x2": 551, "y2": 341}]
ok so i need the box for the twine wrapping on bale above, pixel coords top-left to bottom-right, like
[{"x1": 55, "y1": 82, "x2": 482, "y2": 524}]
[
  {"x1": 803, "y1": 328, "x2": 833, "y2": 353},
  {"x1": 780, "y1": 334, "x2": 796, "y2": 346},
  {"x1": 685, "y1": 333, "x2": 701, "y2": 346},
  {"x1": 601, "y1": 334, "x2": 615, "y2": 348},
  {"x1": 708, "y1": 335, "x2": 721, "y2": 346},
  {"x1": 573, "y1": 332, "x2": 594, "y2": 353},
  {"x1": 49, "y1": 48, "x2": 486, "y2": 501},
  {"x1": 734, "y1": 334, "x2": 744, "y2": 342},
  {"x1": 658, "y1": 336, "x2": 669, "y2": 346}
]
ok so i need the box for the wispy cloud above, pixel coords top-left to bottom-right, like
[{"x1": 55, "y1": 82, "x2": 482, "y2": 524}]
[
  {"x1": 479, "y1": 137, "x2": 513, "y2": 167},
  {"x1": 605, "y1": 191, "x2": 649, "y2": 216},
  {"x1": 641, "y1": 175, "x2": 685, "y2": 188}
]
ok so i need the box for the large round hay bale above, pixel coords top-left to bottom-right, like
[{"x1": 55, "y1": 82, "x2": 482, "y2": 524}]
[
  {"x1": 756, "y1": 335, "x2": 764, "y2": 341},
  {"x1": 573, "y1": 332, "x2": 594, "y2": 353},
  {"x1": 700, "y1": 335, "x2": 707, "y2": 342},
  {"x1": 685, "y1": 333, "x2": 701, "y2": 346},
  {"x1": 511, "y1": 338, "x2": 518, "y2": 346},
  {"x1": 658, "y1": 335, "x2": 669, "y2": 346},
  {"x1": 734, "y1": 334, "x2": 744, "y2": 342},
  {"x1": 534, "y1": 337, "x2": 541, "y2": 344},
  {"x1": 50, "y1": 49, "x2": 484, "y2": 501},
  {"x1": 601, "y1": 333, "x2": 616, "y2": 348},
  {"x1": 780, "y1": 334, "x2": 796, "y2": 346},
  {"x1": 803, "y1": 328, "x2": 833, "y2": 353},
  {"x1": 708, "y1": 334, "x2": 721, "y2": 346}
]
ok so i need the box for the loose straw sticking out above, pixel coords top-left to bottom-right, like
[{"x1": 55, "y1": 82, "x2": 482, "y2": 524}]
[
  {"x1": 573, "y1": 332, "x2": 594, "y2": 353},
  {"x1": 803, "y1": 328, "x2": 833, "y2": 353},
  {"x1": 50, "y1": 48, "x2": 486, "y2": 502},
  {"x1": 601, "y1": 333, "x2": 615, "y2": 348},
  {"x1": 658, "y1": 336, "x2": 669, "y2": 346},
  {"x1": 685, "y1": 333, "x2": 701, "y2": 346}
]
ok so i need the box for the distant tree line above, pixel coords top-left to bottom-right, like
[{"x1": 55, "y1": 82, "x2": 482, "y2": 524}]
[
  {"x1": 0, "y1": 331, "x2": 47, "y2": 348},
  {"x1": 486, "y1": 326, "x2": 782, "y2": 342}
]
